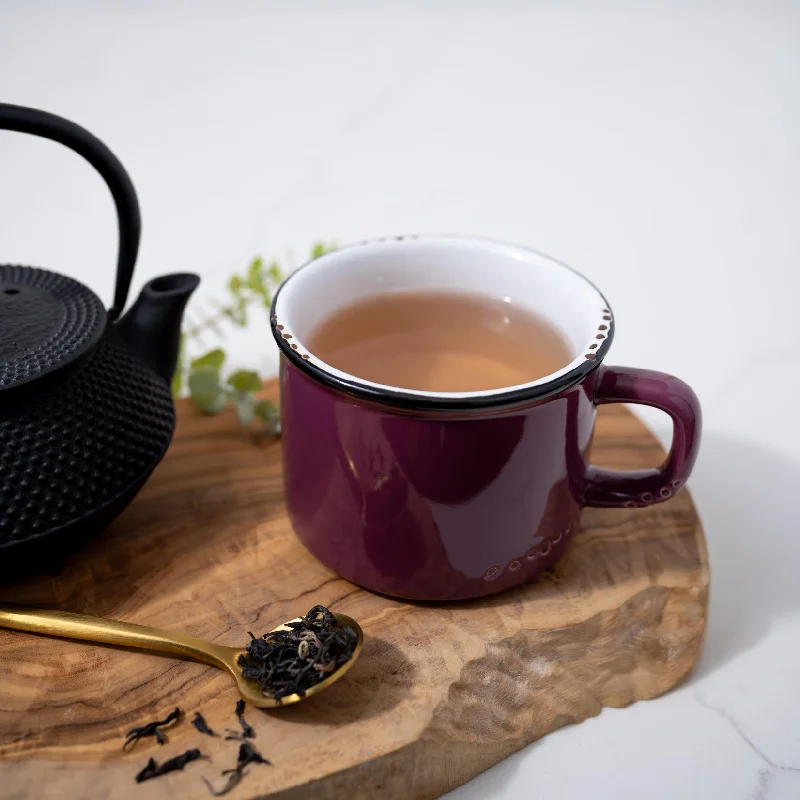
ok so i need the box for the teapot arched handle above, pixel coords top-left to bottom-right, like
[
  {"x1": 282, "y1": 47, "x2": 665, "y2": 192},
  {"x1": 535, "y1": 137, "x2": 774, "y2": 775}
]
[{"x1": 0, "y1": 103, "x2": 140, "y2": 320}]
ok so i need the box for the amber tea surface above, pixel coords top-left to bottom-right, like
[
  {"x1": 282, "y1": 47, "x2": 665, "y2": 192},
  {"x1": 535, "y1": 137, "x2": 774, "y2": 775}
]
[{"x1": 305, "y1": 290, "x2": 572, "y2": 392}]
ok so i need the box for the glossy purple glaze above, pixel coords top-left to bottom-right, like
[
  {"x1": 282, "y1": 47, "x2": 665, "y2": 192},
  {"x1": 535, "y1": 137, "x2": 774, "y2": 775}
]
[
  {"x1": 273, "y1": 235, "x2": 704, "y2": 601},
  {"x1": 281, "y1": 356, "x2": 698, "y2": 601},
  {"x1": 585, "y1": 366, "x2": 702, "y2": 507}
]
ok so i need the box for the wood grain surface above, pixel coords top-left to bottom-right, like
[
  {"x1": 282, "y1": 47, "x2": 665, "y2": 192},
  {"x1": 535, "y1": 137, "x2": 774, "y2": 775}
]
[{"x1": 0, "y1": 380, "x2": 708, "y2": 799}]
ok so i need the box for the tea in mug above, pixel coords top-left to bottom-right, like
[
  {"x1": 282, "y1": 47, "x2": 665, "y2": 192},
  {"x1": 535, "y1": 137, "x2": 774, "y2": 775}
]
[{"x1": 305, "y1": 290, "x2": 572, "y2": 392}]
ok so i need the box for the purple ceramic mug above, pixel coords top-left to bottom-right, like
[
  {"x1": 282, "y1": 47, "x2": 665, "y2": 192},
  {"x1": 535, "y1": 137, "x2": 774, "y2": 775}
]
[{"x1": 271, "y1": 236, "x2": 701, "y2": 601}]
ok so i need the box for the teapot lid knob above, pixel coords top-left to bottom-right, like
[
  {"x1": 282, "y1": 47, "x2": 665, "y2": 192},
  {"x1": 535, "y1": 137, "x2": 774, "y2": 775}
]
[{"x1": 0, "y1": 265, "x2": 106, "y2": 394}]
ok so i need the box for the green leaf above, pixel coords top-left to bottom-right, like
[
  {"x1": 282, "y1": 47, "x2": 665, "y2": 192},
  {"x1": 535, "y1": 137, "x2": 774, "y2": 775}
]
[
  {"x1": 254, "y1": 400, "x2": 281, "y2": 436},
  {"x1": 227, "y1": 369, "x2": 262, "y2": 392},
  {"x1": 247, "y1": 257, "x2": 265, "y2": 294},
  {"x1": 189, "y1": 367, "x2": 222, "y2": 393},
  {"x1": 232, "y1": 391, "x2": 255, "y2": 427},
  {"x1": 171, "y1": 334, "x2": 185, "y2": 397},
  {"x1": 207, "y1": 317, "x2": 225, "y2": 339},
  {"x1": 190, "y1": 348, "x2": 225, "y2": 373},
  {"x1": 230, "y1": 299, "x2": 247, "y2": 326},
  {"x1": 310, "y1": 241, "x2": 336, "y2": 260},
  {"x1": 178, "y1": 250, "x2": 302, "y2": 434},
  {"x1": 188, "y1": 367, "x2": 228, "y2": 414}
]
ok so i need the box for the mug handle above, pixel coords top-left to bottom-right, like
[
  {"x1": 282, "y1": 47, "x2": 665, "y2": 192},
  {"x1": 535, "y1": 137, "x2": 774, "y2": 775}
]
[{"x1": 583, "y1": 366, "x2": 702, "y2": 508}]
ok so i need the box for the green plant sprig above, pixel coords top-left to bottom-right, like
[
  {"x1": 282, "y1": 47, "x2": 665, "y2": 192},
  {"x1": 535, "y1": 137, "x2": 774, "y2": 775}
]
[{"x1": 173, "y1": 242, "x2": 335, "y2": 436}]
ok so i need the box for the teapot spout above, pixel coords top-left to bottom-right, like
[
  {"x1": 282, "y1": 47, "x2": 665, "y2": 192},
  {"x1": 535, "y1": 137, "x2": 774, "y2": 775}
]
[{"x1": 117, "y1": 273, "x2": 200, "y2": 383}]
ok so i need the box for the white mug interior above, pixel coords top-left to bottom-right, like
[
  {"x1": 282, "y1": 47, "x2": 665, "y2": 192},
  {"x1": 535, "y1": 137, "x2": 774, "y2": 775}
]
[{"x1": 272, "y1": 235, "x2": 612, "y2": 401}]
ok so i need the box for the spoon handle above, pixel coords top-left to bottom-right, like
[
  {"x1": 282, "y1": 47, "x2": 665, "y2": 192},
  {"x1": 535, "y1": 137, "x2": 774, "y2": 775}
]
[{"x1": 0, "y1": 603, "x2": 230, "y2": 668}]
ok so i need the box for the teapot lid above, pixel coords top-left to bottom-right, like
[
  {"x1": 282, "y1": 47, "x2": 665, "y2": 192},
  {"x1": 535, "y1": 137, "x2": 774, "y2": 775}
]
[{"x1": 0, "y1": 264, "x2": 106, "y2": 393}]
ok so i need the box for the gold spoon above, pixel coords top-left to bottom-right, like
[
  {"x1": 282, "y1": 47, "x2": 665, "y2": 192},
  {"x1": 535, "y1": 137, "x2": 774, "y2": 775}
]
[{"x1": 0, "y1": 603, "x2": 363, "y2": 708}]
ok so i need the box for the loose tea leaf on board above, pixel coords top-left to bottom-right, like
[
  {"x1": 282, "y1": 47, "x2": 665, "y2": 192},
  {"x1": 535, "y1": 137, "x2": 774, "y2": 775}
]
[
  {"x1": 202, "y1": 741, "x2": 270, "y2": 796},
  {"x1": 123, "y1": 707, "x2": 181, "y2": 750},
  {"x1": 224, "y1": 699, "x2": 255, "y2": 740},
  {"x1": 235, "y1": 700, "x2": 255, "y2": 738},
  {"x1": 135, "y1": 749, "x2": 203, "y2": 783},
  {"x1": 191, "y1": 712, "x2": 218, "y2": 737},
  {"x1": 237, "y1": 605, "x2": 358, "y2": 701}
]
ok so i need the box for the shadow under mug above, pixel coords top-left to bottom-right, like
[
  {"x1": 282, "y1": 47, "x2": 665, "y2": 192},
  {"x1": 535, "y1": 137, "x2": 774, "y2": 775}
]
[{"x1": 271, "y1": 236, "x2": 702, "y2": 601}]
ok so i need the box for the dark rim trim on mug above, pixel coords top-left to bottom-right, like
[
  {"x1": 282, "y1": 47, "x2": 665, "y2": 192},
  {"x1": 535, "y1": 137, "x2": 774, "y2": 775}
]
[{"x1": 270, "y1": 235, "x2": 615, "y2": 413}]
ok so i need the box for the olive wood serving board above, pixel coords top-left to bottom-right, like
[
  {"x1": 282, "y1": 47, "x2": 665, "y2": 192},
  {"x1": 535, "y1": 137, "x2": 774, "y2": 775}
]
[{"x1": 0, "y1": 379, "x2": 708, "y2": 799}]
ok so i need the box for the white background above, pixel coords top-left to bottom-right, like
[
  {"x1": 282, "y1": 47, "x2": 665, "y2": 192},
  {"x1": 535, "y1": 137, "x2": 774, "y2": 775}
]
[{"x1": 2, "y1": 2, "x2": 799, "y2": 798}]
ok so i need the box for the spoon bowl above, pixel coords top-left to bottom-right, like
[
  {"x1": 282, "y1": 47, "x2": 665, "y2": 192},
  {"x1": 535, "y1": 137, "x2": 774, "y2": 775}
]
[
  {"x1": 209, "y1": 613, "x2": 364, "y2": 708},
  {"x1": 0, "y1": 603, "x2": 363, "y2": 709}
]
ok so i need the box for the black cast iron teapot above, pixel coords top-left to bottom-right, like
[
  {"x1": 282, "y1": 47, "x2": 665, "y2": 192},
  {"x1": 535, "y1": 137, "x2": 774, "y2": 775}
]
[{"x1": 0, "y1": 104, "x2": 199, "y2": 565}]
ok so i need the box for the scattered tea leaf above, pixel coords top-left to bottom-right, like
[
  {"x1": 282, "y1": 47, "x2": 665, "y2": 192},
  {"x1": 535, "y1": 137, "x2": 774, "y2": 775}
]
[
  {"x1": 123, "y1": 707, "x2": 181, "y2": 750},
  {"x1": 224, "y1": 699, "x2": 255, "y2": 740},
  {"x1": 135, "y1": 748, "x2": 203, "y2": 783},
  {"x1": 202, "y1": 741, "x2": 270, "y2": 796},
  {"x1": 191, "y1": 712, "x2": 218, "y2": 737},
  {"x1": 235, "y1": 700, "x2": 255, "y2": 738}
]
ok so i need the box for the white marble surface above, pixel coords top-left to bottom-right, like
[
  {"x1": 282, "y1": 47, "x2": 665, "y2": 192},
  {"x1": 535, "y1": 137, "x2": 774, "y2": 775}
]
[{"x1": 2, "y1": 2, "x2": 799, "y2": 798}]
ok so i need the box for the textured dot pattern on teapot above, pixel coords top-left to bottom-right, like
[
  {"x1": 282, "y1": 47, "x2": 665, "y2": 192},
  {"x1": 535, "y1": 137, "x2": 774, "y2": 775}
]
[{"x1": 0, "y1": 329, "x2": 174, "y2": 548}]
